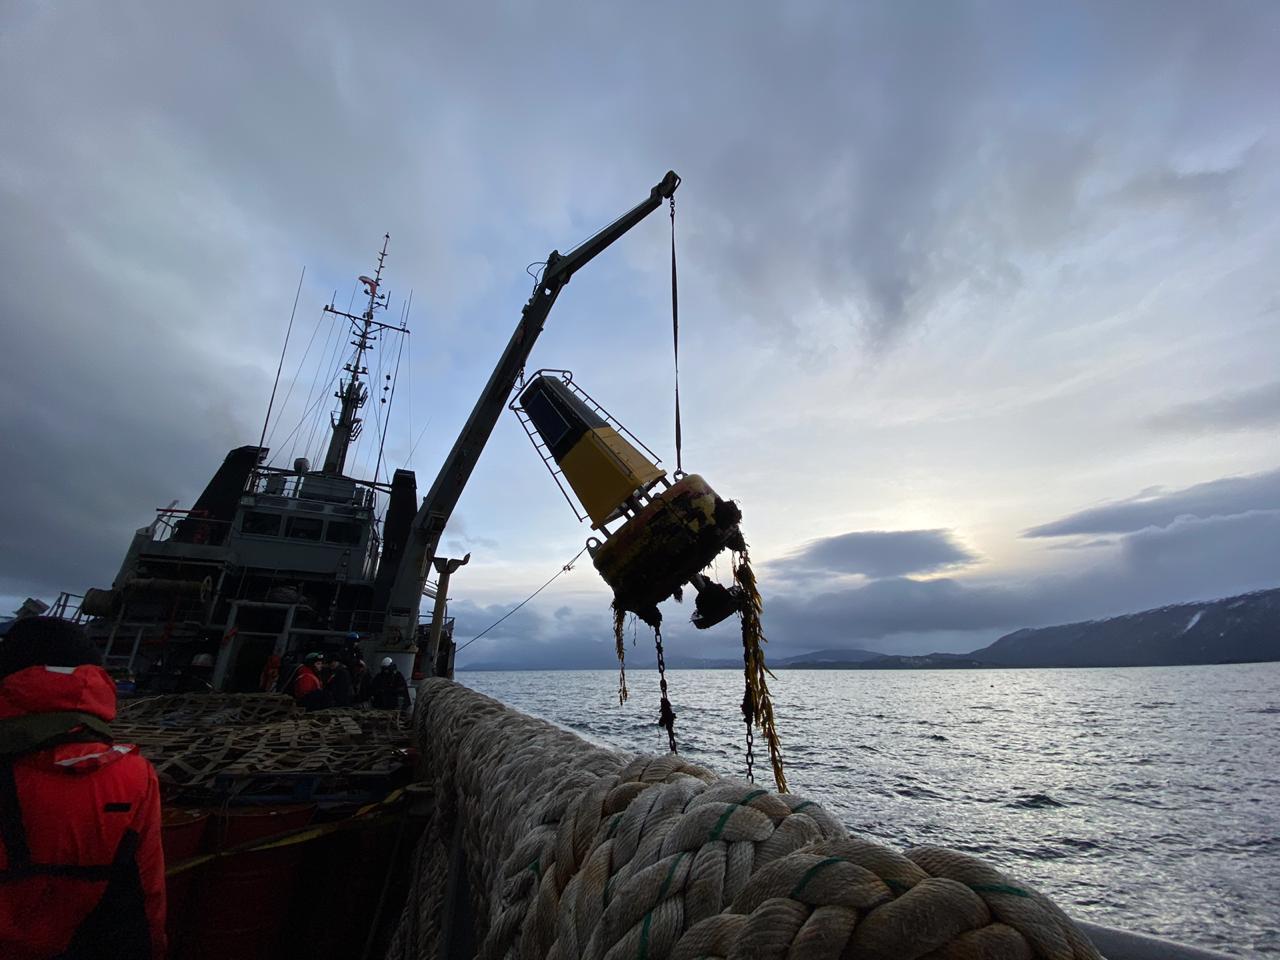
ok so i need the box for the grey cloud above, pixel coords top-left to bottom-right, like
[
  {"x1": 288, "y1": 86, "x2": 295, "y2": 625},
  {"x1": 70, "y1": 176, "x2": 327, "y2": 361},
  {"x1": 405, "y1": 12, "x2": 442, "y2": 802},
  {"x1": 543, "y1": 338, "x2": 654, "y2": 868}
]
[
  {"x1": 1045, "y1": 538, "x2": 1117, "y2": 551},
  {"x1": 1145, "y1": 381, "x2": 1280, "y2": 434},
  {"x1": 770, "y1": 529, "x2": 979, "y2": 580},
  {"x1": 764, "y1": 576, "x2": 1026, "y2": 646},
  {"x1": 0, "y1": 202, "x2": 256, "y2": 600},
  {"x1": 1024, "y1": 469, "x2": 1280, "y2": 538},
  {"x1": 451, "y1": 597, "x2": 619, "y2": 669},
  {"x1": 444, "y1": 468, "x2": 1280, "y2": 666},
  {"x1": 438, "y1": 515, "x2": 501, "y2": 556},
  {"x1": 1121, "y1": 511, "x2": 1280, "y2": 598},
  {"x1": 674, "y1": 5, "x2": 1273, "y2": 351},
  {"x1": 763, "y1": 465, "x2": 1280, "y2": 654},
  {"x1": 1, "y1": 0, "x2": 1277, "y2": 622},
  {"x1": 1109, "y1": 161, "x2": 1247, "y2": 211},
  {"x1": 759, "y1": 509, "x2": 1280, "y2": 655}
]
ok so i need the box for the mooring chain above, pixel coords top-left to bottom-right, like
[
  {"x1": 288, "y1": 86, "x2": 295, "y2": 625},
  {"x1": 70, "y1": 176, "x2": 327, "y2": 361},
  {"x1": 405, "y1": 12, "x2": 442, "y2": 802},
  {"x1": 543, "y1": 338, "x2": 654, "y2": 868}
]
[
  {"x1": 653, "y1": 626, "x2": 678, "y2": 753},
  {"x1": 612, "y1": 604, "x2": 629, "y2": 706},
  {"x1": 741, "y1": 682, "x2": 757, "y2": 783}
]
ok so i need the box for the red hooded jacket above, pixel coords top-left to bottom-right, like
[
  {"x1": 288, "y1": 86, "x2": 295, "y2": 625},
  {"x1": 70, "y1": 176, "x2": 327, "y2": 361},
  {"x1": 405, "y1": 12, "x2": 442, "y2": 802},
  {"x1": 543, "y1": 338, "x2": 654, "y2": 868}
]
[{"x1": 0, "y1": 664, "x2": 166, "y2": 960}]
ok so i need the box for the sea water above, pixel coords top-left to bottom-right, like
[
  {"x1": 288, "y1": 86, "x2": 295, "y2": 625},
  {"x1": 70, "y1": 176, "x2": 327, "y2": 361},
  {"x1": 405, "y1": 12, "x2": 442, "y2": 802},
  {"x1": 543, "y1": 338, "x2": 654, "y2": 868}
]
[{"x1": 458, "y1": 663, "x2": 1280, "y2": 956}]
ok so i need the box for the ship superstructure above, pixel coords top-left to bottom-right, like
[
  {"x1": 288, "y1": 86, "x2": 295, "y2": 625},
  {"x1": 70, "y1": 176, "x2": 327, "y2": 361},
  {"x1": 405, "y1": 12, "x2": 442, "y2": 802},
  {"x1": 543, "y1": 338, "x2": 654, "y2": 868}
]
[
  {"x1": 54, "y1": 172, "x2": 683, "y2": 693},
  {"x1": 75, "y1": 237, "x2": 444, "y2": 690}
]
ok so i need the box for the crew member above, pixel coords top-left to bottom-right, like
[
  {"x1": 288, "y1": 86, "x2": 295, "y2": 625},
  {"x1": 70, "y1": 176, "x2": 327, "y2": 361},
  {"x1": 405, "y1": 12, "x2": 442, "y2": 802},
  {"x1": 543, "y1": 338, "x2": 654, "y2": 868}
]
[
  {"x1": 341, "y1": 632, "x2": 363, "y2": 671},
  {"x1": 350, "y1": 657, "x2": 372, "y2": 707},
  {"x1": 259, "y1": 653, "x2": 282, "y2": 693},
  {"x1": 323, "y1": 654, "x2": 353, "y2": 708},
  {"x1": 370, "y1": 657, "x2": 409, "y2": 711},
  {"x1": 0, "y1": 617, "x2": 167, "y2": 959},
  {"x1": 289, "y1": 652, "x2": 328, "y2": 711}
]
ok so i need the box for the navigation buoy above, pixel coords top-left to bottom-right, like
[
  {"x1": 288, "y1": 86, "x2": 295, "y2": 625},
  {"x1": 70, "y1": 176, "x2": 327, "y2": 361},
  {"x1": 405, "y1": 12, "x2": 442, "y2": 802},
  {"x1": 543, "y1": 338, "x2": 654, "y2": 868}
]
[{"x1": 513, "y1": 370, "x2": 786, "y2": 790}]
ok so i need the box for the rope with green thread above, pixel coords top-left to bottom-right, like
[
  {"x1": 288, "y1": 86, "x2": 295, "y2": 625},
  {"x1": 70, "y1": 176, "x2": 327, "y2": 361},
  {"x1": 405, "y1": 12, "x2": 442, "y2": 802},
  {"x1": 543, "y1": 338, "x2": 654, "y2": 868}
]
[
  {"x1": 388, "y1": 679, "x2": 1104, "y2": 960},
  {"x1": 637, "y1": 851, "x2": 689, "y2": 960}
]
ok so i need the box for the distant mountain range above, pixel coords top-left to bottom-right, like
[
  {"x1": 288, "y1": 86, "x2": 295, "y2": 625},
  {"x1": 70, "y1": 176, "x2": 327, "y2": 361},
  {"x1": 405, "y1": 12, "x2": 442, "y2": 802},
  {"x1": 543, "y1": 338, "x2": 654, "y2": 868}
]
[
  {"x1": 964, "y1": 588, "x2": 1280, "y2": 668},
  {"x1": 781, "y1": 652, "x2": 989, "y2": 670},
  {"x1": 458, "y1": 588, "x2": 1280, "y2": 672},
  {"x1": 773, "y1": 647, "x2": 886, "y2": 667},
  {"x1": 787, "y1": 588, "x2": 1280, "y2": 670},
  {"x1": 460, "y1": 648, "x2": 888, "y2": 672}
]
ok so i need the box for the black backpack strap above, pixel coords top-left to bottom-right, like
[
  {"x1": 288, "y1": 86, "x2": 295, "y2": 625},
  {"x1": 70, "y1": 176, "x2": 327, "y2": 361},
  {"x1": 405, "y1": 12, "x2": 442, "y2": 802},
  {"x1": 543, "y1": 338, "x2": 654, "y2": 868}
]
[
  {"x1": 0, "y1": 755, "x2": 126, "y2": 889},
  {"x1": 0, "y1": 760, "x2": 31, "y2": 869},
  {"x1": 59, "y1": 828, "x2": 152, "y2": 960}
]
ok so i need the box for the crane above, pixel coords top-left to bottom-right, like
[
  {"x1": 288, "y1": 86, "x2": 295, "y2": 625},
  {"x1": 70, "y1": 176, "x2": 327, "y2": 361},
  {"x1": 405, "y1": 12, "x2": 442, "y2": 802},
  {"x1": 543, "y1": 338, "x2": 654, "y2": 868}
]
[{"x1": 382, "y1": 171, "x2": 682, "y2": 653}]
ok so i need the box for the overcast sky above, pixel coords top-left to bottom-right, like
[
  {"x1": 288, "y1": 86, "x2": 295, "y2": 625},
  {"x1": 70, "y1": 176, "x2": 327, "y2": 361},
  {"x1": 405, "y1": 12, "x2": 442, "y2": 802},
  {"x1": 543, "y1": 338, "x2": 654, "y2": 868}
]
[{"x1": 1, "y1": 2, "x2": 1277, "y2": 667}]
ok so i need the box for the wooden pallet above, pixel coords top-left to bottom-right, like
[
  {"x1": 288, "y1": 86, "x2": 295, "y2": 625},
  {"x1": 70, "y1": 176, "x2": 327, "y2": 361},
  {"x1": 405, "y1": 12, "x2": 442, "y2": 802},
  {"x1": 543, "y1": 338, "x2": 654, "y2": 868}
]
[
  {"x1": 117, "y1": 693, "x2": 301, "y2": 727},
  {"x1": 220, "y1": 743, "x2": 406, "y2": 777},
  {"x1": 113, "y1": 700, "x2": 411, "y2": 799}
]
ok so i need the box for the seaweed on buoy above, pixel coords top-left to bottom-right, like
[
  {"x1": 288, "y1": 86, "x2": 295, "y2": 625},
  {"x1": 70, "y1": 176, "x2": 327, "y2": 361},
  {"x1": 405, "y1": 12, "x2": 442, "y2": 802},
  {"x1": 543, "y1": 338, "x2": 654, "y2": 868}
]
[
  {"x1": 510, "y1": 373, "x2": 785, "y2": 788},
  {"x1": 733, "y1": 545, "x2": 786, "y2": 792}
]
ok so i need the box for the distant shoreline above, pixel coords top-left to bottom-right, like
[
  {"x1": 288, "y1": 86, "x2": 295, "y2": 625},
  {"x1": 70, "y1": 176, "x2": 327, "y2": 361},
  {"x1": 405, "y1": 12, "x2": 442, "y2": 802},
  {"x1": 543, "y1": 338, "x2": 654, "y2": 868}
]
[
  {"x1": 459, "y1": 586, "x2": 1280, "y2": 673},
  {"x1": 457, "y1": 659, "x2": 1280, "y2": 673}
]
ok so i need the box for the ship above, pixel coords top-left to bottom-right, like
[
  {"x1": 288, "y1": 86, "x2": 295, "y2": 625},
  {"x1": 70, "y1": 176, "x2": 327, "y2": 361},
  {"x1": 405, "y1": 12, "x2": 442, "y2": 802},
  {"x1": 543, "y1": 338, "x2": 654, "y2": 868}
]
[
  {"x1": 11, "y1": 172, "x2": 1236, "y2": 960},
  {"x1": 42, "y1": 173, "x2": 692, "y2": 699},
  {"x1": 52, "y1": 235, "x2": 454, "y2": 692}
]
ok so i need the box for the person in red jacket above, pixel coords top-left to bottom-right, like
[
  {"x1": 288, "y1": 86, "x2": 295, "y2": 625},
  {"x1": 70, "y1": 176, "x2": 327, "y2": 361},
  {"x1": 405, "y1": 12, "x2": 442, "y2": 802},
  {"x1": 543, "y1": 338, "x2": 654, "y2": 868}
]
[
  {"x1": 287, "y1": 652, "x2": 328, "y2": 711},
  {"x1": 0, "y1": 617, "x2": 166, "y2": 960}
]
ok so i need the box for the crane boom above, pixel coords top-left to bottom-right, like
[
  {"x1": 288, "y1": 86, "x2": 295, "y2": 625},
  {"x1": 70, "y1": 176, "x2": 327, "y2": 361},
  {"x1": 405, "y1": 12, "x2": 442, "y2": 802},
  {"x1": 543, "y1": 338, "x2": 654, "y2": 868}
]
[{"x1": 384, "y1": 171, "x2": 681, "y2": 642}]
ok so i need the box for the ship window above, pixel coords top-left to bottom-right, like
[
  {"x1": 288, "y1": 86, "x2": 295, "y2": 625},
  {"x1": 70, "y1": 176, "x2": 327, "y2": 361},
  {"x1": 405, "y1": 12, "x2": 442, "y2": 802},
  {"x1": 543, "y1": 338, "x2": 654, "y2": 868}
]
[
  {"x1": 285, "y1": 516, "x2": 324, "y2": 541},
  {"x1": 241, "y1": 511, "x2": 281, "y2": 537},
  {"x1": 324, "y1": 521, "x2": 359, "y2": 544}
]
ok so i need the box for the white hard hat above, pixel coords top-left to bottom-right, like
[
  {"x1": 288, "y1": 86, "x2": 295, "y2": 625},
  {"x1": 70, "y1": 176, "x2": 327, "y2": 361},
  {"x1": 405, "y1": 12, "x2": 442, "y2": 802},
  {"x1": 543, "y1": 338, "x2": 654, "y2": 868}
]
[
  {"x1": 381, "y1": 657, "x2": 394, "y2": 668},
  {"x1": 191, "y1": 653, "x2": 214, "y2": 668}
]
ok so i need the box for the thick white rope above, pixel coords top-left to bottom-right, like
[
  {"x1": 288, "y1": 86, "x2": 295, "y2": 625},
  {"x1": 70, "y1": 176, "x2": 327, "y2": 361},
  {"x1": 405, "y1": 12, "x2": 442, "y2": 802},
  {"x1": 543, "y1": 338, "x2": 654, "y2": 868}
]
[{"x1": 386, "y1": 680, "x2": 1101, "y2": 960}]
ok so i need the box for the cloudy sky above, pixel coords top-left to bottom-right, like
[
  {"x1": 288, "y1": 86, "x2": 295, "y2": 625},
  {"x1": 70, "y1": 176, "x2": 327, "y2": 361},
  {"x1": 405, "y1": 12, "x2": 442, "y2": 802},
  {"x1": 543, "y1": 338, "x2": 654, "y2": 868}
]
[{"x1": 1, "y1": 2, "x2": 1276, "y2": 667}]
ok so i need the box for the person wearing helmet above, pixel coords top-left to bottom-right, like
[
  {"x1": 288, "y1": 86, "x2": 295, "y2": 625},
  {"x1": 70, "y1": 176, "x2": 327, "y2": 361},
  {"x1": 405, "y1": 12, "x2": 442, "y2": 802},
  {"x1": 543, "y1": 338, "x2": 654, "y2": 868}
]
[
  {"x1": 0, "y1": 617, "x2": 167, "y2": 958},
  {"x1": 176, "y1": 652, "x2": 215, "y2": 693},
  {"x1": 288, "y1": 652, "x2": 328, "y2": 711},
  {"x1": 370, "y1": 656, "x2": 409, "y2": 711}
]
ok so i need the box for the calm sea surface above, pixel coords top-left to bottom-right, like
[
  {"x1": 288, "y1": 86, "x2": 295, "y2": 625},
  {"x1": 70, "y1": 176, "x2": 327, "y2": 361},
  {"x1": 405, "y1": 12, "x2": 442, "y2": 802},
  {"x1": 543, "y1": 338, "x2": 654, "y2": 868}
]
[{"x1": 458, "y1": 664, "x2": 1280, "y2": 956}]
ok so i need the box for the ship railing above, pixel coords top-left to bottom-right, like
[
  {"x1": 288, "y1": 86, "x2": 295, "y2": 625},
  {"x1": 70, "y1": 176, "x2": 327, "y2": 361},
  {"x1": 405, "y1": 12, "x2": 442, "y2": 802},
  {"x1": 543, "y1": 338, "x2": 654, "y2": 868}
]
[
  {"x1": 246, "y1": 470, "x2": 377, "y2": 508},
  {"x1": 46, "y1": 591, "x2": 88, "y2": 623},
  {"x1": 248, "y1": 472, "x2": 306, "y2": 499},
  {"x1": 150, "y1": 509, "x2": 233, "y2": 547},
  {"x1": 416, "y1": 615, "x2": 455, "y2": 637},
  {"x1": 324, "y1": 611, "x2": 455, "y2": 638},
  {"x1": 341, "y1": 609, "x2": 389, "y2": 634}
]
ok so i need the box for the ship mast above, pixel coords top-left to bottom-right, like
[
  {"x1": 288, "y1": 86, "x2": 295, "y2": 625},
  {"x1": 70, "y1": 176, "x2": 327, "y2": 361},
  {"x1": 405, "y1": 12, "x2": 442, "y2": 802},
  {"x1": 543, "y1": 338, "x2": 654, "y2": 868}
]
[{"x1": 321, "y1": 234, "x2": 391, "y2": 476}]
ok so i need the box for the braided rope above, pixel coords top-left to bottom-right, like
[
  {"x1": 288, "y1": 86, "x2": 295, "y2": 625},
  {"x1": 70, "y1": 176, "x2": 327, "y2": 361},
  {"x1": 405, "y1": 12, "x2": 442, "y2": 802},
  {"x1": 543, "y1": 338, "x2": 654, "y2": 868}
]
[{"x1": 387, "y1": 680, "x2": 1100, "y2": 960}]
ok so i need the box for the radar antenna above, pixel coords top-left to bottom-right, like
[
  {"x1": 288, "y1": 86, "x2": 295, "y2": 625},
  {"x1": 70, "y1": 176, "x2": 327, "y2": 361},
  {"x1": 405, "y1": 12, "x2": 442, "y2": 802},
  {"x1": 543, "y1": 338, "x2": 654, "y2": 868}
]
[{"x1": 320, "y1": 234, "x2": 399, "y2": 476}]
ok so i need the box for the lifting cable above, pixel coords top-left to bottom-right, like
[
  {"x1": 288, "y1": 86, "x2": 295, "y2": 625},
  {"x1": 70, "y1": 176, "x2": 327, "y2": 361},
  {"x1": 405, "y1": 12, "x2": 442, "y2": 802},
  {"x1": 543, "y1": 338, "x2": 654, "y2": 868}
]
[
  {"x1": 670, "y1": 196, "x2": 682, "y2": 475},
  {"x1": 454, "y1": 545, "x2": 590, "y2": 655},
  {"x1": 258, "y1": 266, "x2": 306, "y2": 456},
  {"x1": 669, "y1": 197, "x2": 785, "y2": 790}
]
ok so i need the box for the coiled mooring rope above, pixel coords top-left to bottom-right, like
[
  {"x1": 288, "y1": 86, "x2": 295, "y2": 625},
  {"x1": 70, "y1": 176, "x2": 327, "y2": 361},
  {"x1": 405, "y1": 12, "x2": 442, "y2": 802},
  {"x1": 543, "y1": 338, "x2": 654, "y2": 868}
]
[{"x1": 387, "y1": 680, "x2": 1101, "y2": 960}]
